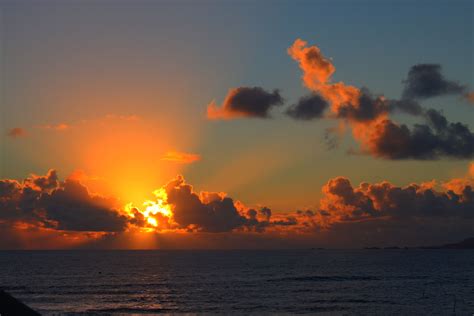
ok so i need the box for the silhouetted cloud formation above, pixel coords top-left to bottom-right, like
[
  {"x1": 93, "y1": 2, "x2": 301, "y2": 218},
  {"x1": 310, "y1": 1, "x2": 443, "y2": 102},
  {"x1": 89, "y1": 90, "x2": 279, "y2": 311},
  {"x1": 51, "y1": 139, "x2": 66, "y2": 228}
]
[
  {"x1": 1, "y1": 164, "x2": 474, "y2": 248},
  {"x1": 6, "y1": 128, "x2": 26, "y2": 138},
  {"x1": 0, "y1": 170, "x2": 128, "y2": 232},
  {"x1": 207, "y1": 87, "x2": 283, "y2": 119},
  {"x1": 361, "y1": 109, "x2": 474, "y2": 159},
  {"x1": 320, "y1": 175, "x2": 474, "y2": 221},
  {"x1": 162, "y1": 176, "x2": 293, "y2": 232},
  {"x1": 285, "y1": 94, "x2": 329, "y2": 120},
  {"x1": 402, "y1": 64, "x2": 465, "y2": 99},
  {"x1": 39, "y1": 180, "x2": 128, "y2": 232},
  {"x1": 164, "y1": 176, "x2": 247, "y2": 232}
]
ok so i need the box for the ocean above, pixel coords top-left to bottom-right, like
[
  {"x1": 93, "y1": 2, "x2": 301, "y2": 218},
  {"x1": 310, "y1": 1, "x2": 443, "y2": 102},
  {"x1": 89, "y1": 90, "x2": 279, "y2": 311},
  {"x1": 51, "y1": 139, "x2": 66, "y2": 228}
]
[{"x1": 0, "y1": 250, "x2": 473, "y2": 315}]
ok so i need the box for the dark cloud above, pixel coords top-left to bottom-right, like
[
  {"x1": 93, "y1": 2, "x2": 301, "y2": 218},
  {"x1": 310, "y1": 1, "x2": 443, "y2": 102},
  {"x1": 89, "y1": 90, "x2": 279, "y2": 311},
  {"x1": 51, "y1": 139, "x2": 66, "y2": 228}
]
[
  {"x1": 207, "y1": 87, "x2": 284, "y2": 119},
  {"x1": 336, "y1": 89, "x2": 424, "y2": 122},
  {"x1": 387, "y1": 98, "x2": 424, "y2": 116},
  {"x1": 285, "y1": 94, "x2": 329, "y2": 120},
  {"x1": 365, "y1": 110, "x2": 474, "y2": 159},
  {"x1": 335, "y1": 90, "x2": 388, "y2": 122},
  {"x1": 402, "y1": 64, "x2": 465, "y2": 99},
  {"x1": 0, "y1": 170, "x2": 128, "y2": 232},
  {"x1": 24, "y1": 169, "x2": 59, "y2": 191},
  {"x1": 38, "y1": 180, "x2": 128, "y2": 232},
  {"x1": 320, "y1": 176, "x2": 474, "y2": 221},
  {"x1": 162, "y1": 176, "x2": 297, "y2": 233},
  {"x1": 6, "y1": 127, "x2": 26, "y2": 138},
  {"x1": 164, "y1": 176, "x2": 247, "y2": 232},
  {"x1": 259, "y1": 207, "x2": 272, "y2": 221}
]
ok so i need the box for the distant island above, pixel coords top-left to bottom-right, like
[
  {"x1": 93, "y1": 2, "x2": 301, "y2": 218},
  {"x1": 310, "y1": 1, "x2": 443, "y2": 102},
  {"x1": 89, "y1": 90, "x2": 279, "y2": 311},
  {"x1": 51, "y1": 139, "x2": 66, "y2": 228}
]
[
  {"x1": 425, "y1": 237, "x2": 474, "y2": 249},
  {"x1": 363, "y1": 237, "x2": 474, "y2": 250}
]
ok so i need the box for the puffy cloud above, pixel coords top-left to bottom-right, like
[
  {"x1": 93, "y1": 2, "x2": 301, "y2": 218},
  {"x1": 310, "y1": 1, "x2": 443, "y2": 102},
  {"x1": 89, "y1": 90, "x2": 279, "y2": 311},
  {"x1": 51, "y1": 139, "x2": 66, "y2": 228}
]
[
  {"x1": 38, "y1": 179, "x2": 128, "y2": 232},
  {"x1": 402, "y1": 64, "x2": 465, "y2": 99},
  {"x1": 288, "y1": 39, "x2": 360, "y2": 114},
  {"x1": 259, "y1": 207, "x2": 272, "y2": 221},
  {"x1": 161, "y1": 151, "x2": 201, "y2": 164},
  {"x1": 357, "y1": 109, "x2": 474, "y2": 159},
  {"x1": 1, "y1": 167, "x2": 474, "y2": 248},
  {"x1": 285, "y1": 94, "x2": 329, "y2": 120},
  {"x1": 319, "y1": 175, "x2": 474, "y2": 221},
  {"x1": 6, "y1": 127, "x2": 26, "y2": 138},
  {"x1": 24, "y1": 169, "x2": 59, "y2": 191},
  {"x1": 207, "y1": 87, "x2": 284, "y2": 119},
  {"x1": 163, "y1": 175, "x2": 246, "y2": 232},
  {"x1": 0, "y1": 170, "x2": 128, "y2": 232},
  {"x1": 335, "y1": 90, "x2": 389, "y2": 122},
  {"x1": 162, "y1": 175, "x2": 279, "y2": 232},
  {"x1": 442, "y1": 161, "x2": 474, "y2": 194}
]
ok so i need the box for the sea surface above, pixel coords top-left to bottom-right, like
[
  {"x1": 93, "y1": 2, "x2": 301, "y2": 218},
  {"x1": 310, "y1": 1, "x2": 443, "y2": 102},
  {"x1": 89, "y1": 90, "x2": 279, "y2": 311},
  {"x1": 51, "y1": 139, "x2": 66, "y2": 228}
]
[{"x1": 0, "y1": 250, "x2": 473, "y2": 315}]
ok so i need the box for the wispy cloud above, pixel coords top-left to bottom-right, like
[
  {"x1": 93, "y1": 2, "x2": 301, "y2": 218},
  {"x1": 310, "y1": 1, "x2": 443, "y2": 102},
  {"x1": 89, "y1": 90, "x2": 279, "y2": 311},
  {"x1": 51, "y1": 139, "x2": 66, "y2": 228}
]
[
  {"x1": 6, "y1": 127, "x2": 27, "y2": 138},
  {"x1": 161, "y1": 151, "x2": 201, "y2": 164}
]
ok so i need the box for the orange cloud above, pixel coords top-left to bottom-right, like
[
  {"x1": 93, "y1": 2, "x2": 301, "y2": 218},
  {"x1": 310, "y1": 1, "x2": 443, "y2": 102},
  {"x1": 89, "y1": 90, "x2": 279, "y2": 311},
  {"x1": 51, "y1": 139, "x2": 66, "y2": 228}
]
[
  {"x1": 466, "y1": 92, "x2": 474, "y2": 104},
  {"x1": 37, "y1": 123, "x2": 70, "y2": 131},
  {"x1": 6, "y1": 127, "x2": 26, "y2": 138},
  {"x1": 288, "y1": 39, "x2": 360, "y2": 113},
  {"x1": 161, "y1": 151, "x2": 201, "y2": 164},
  {"x1": 288, "y1": 39, "x2": 474, "y2": 160},
  {"x1": 442, "y1": 161, "x2": 474, "y2": 194}
]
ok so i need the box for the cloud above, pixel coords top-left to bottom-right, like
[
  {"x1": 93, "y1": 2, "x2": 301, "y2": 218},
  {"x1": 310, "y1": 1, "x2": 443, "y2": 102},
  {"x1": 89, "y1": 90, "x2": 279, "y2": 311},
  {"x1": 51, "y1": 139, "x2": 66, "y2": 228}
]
[
  {"x1": 319, "y1": 174, "x2": 474, "y2": 222},
  {"x1": 161, "y1": 151, "x2": 201, "y2": 164},
  {"x1": 163, "y1": 175, "x2": 248, "y2": 232},
  {"x1": 285, "y1": 94, "x2": 329, "y2": 120},
  {"x1": 358, "y1": 109, "x2": 474, "y2": 159},
  {"x1": 0, "y1": 170, "x2": 128, "y2": 232},
  {"x1": 6, "y1": 127, "x2": 26, "y2": 138},
  {"x1": 288, "y1": 39, "x2": 474, "y2": 160},
  {"x1": 37, "y1": 123, "x2": 70, "y2": 131},
  {"x1": 1, "y1": 165, "x2": 474, "y2": 248},
  {"x1": 205, "y1": 39, "x2": 472, "y2": 161},
  {"x1": 38, "y1": 179, "x2": 128, "y2": 232},
  {"x1": 288, "y1": 39, "x2": 360, "y2": 113},
  {"x1": 442, "y1": 161, "x2": 474, "y2": 194},
  {"x1": 402, "y1": 64, "x2": 465, "y2": 99},
  {"x1": 33, "y1": 114, "x2": 140, "y2": 133},
  {"x1": 128, "y1": 175, "x2": 299, "y2": 233},
  {"x1": 207, "y1": 87, "x2": 284, "y2": 120},
  {"x1": 465, "y1": 92, "x2": 474, "y2": 104}
]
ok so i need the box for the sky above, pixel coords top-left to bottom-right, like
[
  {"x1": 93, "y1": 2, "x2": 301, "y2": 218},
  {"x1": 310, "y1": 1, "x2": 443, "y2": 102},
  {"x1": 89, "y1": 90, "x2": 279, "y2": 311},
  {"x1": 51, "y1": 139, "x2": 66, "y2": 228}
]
[{"x1": 0, "y1": 0, "x2": 473, "y2": 249}]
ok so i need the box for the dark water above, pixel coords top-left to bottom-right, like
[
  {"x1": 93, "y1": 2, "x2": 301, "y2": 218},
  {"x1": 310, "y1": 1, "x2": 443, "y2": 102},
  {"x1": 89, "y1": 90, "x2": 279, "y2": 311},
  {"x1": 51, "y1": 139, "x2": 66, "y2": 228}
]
[{"x1": 0, "y1": 250, "x2": 473, "y2": 315}]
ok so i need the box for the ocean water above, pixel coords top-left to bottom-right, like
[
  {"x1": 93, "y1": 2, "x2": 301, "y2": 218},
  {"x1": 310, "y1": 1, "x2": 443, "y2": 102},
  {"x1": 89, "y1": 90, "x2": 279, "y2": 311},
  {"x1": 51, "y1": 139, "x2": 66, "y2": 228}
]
[{"x1": 0, "y1": 250, "x2": 473, "y2": 315}]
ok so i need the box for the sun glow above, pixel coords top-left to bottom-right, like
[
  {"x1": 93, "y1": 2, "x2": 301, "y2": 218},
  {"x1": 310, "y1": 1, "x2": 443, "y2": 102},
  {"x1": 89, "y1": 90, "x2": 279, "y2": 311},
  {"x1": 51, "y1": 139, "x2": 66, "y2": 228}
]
[{"x1": 126, "y1": 188, "x2": 173, "y2": 230}]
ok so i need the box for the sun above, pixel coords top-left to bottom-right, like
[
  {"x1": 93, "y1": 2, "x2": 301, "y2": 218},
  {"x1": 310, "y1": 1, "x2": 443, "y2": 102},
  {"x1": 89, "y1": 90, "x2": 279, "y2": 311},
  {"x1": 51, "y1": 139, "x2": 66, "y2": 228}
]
[{"x1": 125, "y1": 188, "x2": 173, "y2": 229}]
